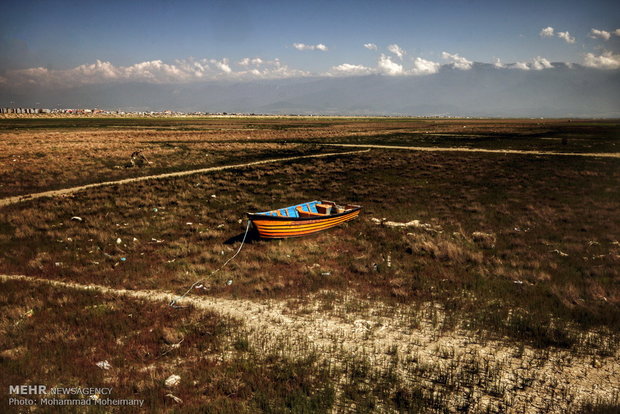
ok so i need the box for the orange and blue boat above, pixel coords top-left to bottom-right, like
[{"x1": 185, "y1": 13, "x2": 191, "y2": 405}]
[{"x1": 248, "y1": 200, "x2": 361, "y2": 239}]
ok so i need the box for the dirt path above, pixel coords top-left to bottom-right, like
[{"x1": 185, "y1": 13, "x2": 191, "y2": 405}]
[
  {"x1": 1, "y1": 273, "x2": 617, "y2": 413},
  {"x1": 325, "y1": 143, "x2": 620, "y2": 158},
  {"x1": 0, "y1": 149, "x2": 369, "y2": 208}
]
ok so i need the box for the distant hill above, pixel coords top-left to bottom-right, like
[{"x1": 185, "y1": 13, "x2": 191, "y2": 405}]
[{"x1": 2, "y1": 63, "x2": 619, "y2": 117}]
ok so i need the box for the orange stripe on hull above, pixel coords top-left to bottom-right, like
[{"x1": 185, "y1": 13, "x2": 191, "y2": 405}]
[{"x1": 253, "y1": 211, "x2": 360, "y2": 238}]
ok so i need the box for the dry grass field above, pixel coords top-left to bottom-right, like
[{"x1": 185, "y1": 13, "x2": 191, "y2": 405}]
[{"x1": 1, "y1": 116, "x2": 619, "y2": 413}]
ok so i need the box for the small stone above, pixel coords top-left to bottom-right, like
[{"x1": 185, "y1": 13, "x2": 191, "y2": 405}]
[
  {"x1": 0, "y1": 346, "x2": 26, "y2": 361},
  {"x1": 165, "y1": 374, "x2": 181, "y2": 387}
]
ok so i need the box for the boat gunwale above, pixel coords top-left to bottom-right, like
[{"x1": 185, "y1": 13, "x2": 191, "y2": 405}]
[{"x1": 247, "y1": 205, "x2": 361, "y2": 222}]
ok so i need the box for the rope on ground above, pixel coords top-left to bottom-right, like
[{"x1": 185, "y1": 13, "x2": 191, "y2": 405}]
[{"x1": 169, "y1": 219, "x2": 252, "y2": 308}]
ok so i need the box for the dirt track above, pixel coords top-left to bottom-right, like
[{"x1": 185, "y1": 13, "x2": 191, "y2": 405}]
[
  {"x1": 1, "y1": 273, "x2": 617, "y2": 413},
  {"x1": 0, "y1": 149, "x2": 369, "y2": 208},
  {"x1": 325, "y1": 143, "x2": 620, "y2": 158},
  {"x1": 3, "y1": 143, "x2": 617, "y2": 209}
]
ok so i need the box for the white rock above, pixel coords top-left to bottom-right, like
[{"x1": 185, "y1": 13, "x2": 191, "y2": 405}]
[
  {"x1": 165, "y1": 374, "x2": 181, "y2": 387},
  {"x1": 96, "y1": 360, "x2": 111, "y2": 370}
]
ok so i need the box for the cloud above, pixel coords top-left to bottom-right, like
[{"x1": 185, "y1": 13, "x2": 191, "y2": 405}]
[
  {"x1": 531, "y1": 56, "x2": 553, "y2": 70},
  {"x1": 211, "y1": 58, "x2": 232, "y2": 73},
  {"x1": 511, "y1": 62, "x2": 531, "y2": 71},
  {"x1": 540, "y1": 26, "x2": 555, "y2": 37},
  {"x1": 441, "y1": 52, "x2": 473, "y2": 70},
  {"x1": 615, "y1": 29, "x2": 620, "y2": 36},
  {"x1": 508, "y1": 56, "x2": 553, "y2": 71},
  {"x1": 557, "y1": 31, "x2": 575, "y2": 44},
  {"x1": 387, "y1": 44, "x2": 405, "y2": 60},
  {"x1": 329, "y1": 63, "x2": 373, "y2": 76},
  {"x1": 410, "y1": 57, "x2": 440, "y2": 75},
  {"x1": 590, "y1": 29, "x2": 611, "y2": 40},
  {"x1": 493, "y1": 58, "x2": 505, "y2": 68},
  {"x1": 2, "y1": 57, "x2": 310, "y2": 87},
  {"x1": 364, "y1": 43, "x2": 377, "y2": 51},
  {"x1": 378, "y1": 54, "x2": 403, "y2": 75},
  {"x1": 292, "y1": 43, "x2": 328, "y2": 51},
  {"x1": 238, "y1": 57, "x2": 264, "y2": 66},
  {"x1": 584, "y1": 51, "x2": 620, "y2": 69},
  {"x1": 540, "y1": 26, "x2": 576, "y2": 43}
]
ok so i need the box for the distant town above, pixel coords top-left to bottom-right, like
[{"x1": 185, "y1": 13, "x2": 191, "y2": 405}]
[{"x1": 0, "y1": 107, "x2": 219, "y2": 116}]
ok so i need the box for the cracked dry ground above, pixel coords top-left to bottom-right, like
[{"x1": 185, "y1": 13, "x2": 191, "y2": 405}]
[{"x1": 2, "y1": 274, "x2": 618, "y2": 413}]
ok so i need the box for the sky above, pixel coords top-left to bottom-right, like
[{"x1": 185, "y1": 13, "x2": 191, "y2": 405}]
[{"x1": 0, "y1": 0, "x2": 619, "y2": 87}]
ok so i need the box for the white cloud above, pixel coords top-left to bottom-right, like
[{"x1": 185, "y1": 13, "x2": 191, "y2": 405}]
[
  {"x1": 238, "y1": 57, "x2": 264, "y2": 66},
  {"x1": 211, "y1": 58, "x2": 232, "y2": 73},
  {"x1": 540, "y1": 26, "x2": 576, "y2": 43},
  {"x1": 441, "y1": 52, "x2": 473, "y2": 70},
  {"x1": 540, "y1": 26, "x2": 555, "y2": 37},
  {"x1": 410, "y1": 57, "x2": 440, "y2": 75},
  {"x1": 584, "y1": 51, "x2": 620, "y2": 69},
  {"x1": 2, "y1": 57, "x2": 311, "y2": 86},
  {"x1": 293, "y1": 43, "x2": 328, "y2": 51},
  {"x1": 387, "y1": 44, "x2": 405, "y2": 60},
  {"x1": 590, "y1": 29, "x2": 611, "y2": 40},
  {"x1": 507, "y1": 56, "x2": 553, "y2": 71},
  {"x1": 615, "y1": 29, "x2": 620, "y2": 37},
  {"x1": 364, "y1": 43, "x2": 377, "y2": 51},
  {"x1": 531, "y1": 56, "x2": 553, "y2": 70},
  {"x1": 557, "y1": 31, "x2": 575, "y2": 44},
  {"x1": 378, "y1": 54, "x2": 403, "y2": 75},
  {"x1": 510, "y1": 62, "x2": 530, "y2": 71},
  {"x1": 329, "y1": 63, "x2": 373, "y2": 76}
]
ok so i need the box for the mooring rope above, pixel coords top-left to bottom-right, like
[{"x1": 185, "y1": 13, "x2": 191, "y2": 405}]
[{"x1": 169, "y1": 219, "x2": 252, "y2": 308}]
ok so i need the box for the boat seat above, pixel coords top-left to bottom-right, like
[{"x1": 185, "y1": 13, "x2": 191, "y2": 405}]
[{"x1": 296, "y1": 206, "x2": 325, "y2": 217}]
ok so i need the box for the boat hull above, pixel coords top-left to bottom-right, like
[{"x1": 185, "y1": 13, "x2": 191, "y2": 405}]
[{"x1": 248, "y1": 207, "x2": 361, "y2": 239}]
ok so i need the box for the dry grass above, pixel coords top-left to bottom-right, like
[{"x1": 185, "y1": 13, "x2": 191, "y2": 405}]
[
  {"x1": 1, "y1": 116, "x2": 619, "y2": 412},
  {"x1": 0, "y1": 279, "x2": 335, "y2": 413}
]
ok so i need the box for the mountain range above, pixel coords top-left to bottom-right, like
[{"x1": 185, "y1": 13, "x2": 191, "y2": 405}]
[{"x1": 2, "y1": 63, "x2": 619, "y2": 117}]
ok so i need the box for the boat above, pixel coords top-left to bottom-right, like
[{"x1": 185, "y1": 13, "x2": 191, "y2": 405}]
[{"x1": 247, "y1": 200, "x2": 361, "y2": 239}]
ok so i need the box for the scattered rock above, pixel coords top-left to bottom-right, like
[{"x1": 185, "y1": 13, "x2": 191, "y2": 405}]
[
  {"x1": 552, "y1": 249, "x2": 569, "y2": 257},
  {"x1": 372, "y1": 217, "x2": 442, "y2": 233},
  {"x1": 165, "y1": 374, "x2": 181, "y2": 387},
  {"x1": 0, "y1": 346, "x2": 26, "y2": 361},
  {"x1": 116, "y1": 238, "x2": 122, "y2": 245},
  {"x1": 96, "y1": 360, "x2": 111, "y2": 370},
  {"x1": 165, "y1": 393, "x2": 183, "y2": 404}
]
